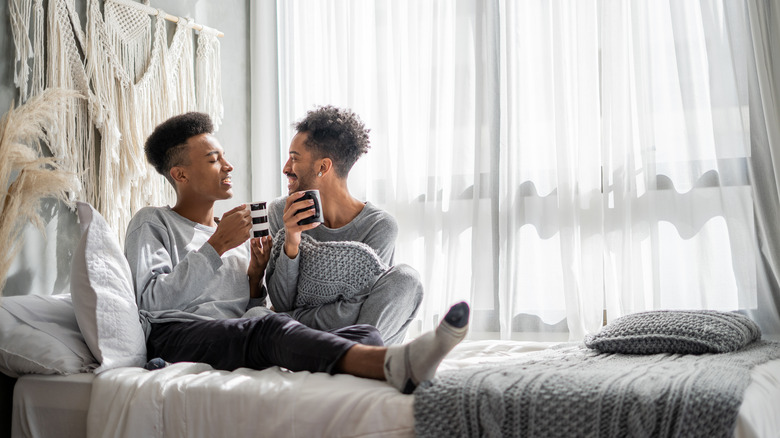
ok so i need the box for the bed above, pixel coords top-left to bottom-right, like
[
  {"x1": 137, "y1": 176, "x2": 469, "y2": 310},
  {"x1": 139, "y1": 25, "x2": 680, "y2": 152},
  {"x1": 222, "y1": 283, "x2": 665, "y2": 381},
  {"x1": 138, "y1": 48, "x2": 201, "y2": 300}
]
[
  {"x1": 4, "y1": 339, "x2": 780, "y2": 438},
  {"x1": 4, "y1": 205, "x2": 780, "y2": 438}
]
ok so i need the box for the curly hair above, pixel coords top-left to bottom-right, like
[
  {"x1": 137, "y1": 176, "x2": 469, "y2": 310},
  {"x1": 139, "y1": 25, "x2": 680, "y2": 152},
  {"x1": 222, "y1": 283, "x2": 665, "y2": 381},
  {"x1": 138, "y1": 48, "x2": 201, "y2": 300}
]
[
  {"x1": 145, "y1": 112, "x2": 214, "y2": 185},
  {"x1": 295, "y1": 105, "x2": 371, "y2": 178}
]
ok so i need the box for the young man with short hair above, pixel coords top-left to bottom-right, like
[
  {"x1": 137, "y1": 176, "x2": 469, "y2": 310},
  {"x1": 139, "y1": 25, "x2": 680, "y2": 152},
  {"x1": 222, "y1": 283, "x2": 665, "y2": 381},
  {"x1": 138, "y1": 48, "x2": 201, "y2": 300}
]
[
  {"x1": 124, "y1": 112, "x2": 468, "y2": 393},
  {"x1": 267, "y1": 106, "x2": 423, "y2": 344}
]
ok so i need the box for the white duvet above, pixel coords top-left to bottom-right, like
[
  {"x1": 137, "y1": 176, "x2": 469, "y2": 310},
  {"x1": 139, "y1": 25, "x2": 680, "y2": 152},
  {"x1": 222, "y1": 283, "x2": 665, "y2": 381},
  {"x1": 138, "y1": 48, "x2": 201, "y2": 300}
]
[{"x1": 85, "y1": 341, "x2": 780, "y2": 438}]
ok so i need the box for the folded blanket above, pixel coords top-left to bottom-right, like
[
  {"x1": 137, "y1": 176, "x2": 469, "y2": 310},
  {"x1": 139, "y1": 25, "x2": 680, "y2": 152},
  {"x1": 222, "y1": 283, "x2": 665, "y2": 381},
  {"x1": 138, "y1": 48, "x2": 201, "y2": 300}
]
[
  {"x1": 414, "y1": 340, "x2": 780, "y2": 438},
  {"x1": 270, "y1": 229, "x2": 389, "y2": 307}
]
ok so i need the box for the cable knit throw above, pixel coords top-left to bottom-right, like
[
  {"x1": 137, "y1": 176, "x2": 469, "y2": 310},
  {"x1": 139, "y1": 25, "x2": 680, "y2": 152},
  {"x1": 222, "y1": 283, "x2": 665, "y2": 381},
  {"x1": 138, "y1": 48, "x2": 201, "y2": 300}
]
[
  {"x1": 270, "y1": 229, "x2": 389, "y2": 307},
  {"x1": 414, "y1": 340, "x2": 780, "y2": 438}
]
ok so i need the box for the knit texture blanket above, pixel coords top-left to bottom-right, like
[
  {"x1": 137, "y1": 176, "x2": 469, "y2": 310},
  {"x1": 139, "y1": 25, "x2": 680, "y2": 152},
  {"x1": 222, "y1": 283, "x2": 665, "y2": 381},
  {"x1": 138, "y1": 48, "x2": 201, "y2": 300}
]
[
  {"x1": 414, "y1": 340, "x2": 780, "y2": 438},
  {"x1": 271, "y1": 229, "x2": 389, "y2": 307}
]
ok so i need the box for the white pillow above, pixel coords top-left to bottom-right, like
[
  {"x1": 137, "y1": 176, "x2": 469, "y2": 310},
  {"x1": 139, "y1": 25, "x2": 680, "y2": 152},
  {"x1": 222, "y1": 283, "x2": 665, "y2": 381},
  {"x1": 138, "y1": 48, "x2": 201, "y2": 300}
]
[
  {"x1": 0, "y1": 294, "x2": 97, "y2": 378},
  {"x1": 70, "y1": 202, "x2": 147, "y2": 373}
]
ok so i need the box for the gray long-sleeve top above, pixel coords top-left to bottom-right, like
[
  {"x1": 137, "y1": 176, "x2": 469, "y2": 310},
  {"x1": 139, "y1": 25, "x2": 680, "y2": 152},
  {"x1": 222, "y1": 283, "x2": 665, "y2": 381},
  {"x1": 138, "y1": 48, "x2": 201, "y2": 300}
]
[
  {"x1": 125, "y1": 206, "x2": 263, "y2": 338},
  {"x1": 266, "y1": 196, "x2": 398, "y2": 312}
]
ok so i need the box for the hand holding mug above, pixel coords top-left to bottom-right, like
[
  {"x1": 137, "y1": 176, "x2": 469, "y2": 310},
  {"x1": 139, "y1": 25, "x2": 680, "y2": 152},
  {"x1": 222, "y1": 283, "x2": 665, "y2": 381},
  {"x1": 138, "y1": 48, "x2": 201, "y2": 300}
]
[{"x1": 282, "y1": 190, "x2": 324, "y2": 258}]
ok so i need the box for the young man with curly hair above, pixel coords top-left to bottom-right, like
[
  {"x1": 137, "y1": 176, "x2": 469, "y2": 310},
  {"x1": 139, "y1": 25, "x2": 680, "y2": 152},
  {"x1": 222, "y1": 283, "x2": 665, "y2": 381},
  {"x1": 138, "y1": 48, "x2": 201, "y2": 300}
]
[
  {"x1": 124, "y1": 111, "x2": 468, "y2": 394},
  {"x1": 267, "y1": 106, "x2": 423, "y2": 345}
]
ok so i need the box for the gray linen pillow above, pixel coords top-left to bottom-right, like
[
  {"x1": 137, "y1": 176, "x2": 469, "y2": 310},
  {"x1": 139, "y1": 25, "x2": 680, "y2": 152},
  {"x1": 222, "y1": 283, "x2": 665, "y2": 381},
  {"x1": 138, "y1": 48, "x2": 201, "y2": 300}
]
[
  {"x1": 0, "y1": 294, "x2": 97, "y2": 377},
  {"x1": 584, "y1": 310, "x2": 761, "y2": 354}
]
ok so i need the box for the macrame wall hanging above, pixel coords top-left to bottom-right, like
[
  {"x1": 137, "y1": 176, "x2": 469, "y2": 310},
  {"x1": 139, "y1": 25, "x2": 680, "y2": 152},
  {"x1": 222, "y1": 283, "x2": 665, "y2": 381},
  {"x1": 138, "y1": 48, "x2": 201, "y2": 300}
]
[{"x1": 8, "y1": 0, "x2": 225, "y2": 243}]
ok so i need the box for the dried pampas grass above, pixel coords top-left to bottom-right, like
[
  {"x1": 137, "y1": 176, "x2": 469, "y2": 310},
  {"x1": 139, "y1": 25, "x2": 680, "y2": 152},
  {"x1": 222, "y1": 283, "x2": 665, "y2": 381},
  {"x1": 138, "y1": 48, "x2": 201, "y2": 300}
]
[{"x1": 0, "y1": 88, "x2": 82, "y2": 293}]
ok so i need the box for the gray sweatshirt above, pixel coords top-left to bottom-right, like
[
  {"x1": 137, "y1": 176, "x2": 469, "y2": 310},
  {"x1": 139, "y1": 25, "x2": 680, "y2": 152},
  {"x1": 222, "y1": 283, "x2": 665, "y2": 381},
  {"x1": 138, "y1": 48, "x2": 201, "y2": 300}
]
[
  {"x1": 125, "y1": 206, "x2": 263, "y2": 338},
  {"x1": 266, "y1": 197, "x2": 398, "y2": 312}
]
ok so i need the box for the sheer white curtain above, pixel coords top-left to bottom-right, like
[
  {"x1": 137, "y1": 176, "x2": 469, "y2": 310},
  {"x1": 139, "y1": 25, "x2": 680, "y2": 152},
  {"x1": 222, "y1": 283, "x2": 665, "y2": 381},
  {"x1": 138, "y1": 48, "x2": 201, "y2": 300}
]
[
  {"x1": 745, "y1": 0, "x2": 780, "y2": 337},
  {"x1": 498, "y1": 1, "x2": 602, "y2": 340},
  {"x1": 266, "y1": 0, "x2": 775, "y2": 341},
  {"x1": 600, "y1": 0, "x2": 757, "y2": 327}
]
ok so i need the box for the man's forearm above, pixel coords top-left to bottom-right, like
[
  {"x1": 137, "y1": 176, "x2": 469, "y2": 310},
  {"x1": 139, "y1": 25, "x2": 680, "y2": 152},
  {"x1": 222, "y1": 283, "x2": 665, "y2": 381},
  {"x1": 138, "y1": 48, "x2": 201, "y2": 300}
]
[
  {"x1": 249, "y1": 272, "x2": 264, "y2": 299},
  {"x1": 284, "y1": 239, "x2": 300, "y2": 259},
  {"x1": 133, "y1": 240, "x2": 224, "y2": 313}
]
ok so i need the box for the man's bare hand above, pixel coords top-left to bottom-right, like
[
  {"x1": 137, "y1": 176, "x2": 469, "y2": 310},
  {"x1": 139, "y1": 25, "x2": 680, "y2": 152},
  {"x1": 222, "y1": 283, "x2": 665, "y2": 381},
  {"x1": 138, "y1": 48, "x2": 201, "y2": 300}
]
[
  {"x1": 248, "y1": 235, "x2": 272, "y2": 298},
  {"x1": 282, "y1": 191, "x2": 320, "y2": 258},
  {"x1": 249, "y1": 235, "x2": 273, "y2": 276},
  {"x1": 208, "y1": 204, "x2": 251, "y2": 256}
]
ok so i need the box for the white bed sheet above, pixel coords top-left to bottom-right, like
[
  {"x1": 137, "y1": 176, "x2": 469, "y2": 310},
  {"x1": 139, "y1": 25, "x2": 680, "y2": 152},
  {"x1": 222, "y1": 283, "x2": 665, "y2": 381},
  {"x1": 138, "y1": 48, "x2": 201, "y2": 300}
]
[
  {"x1": 13, "y1": 341, "x2": 780, "y2": 438},
  {"x1": 86, "y1": 341, "x2": 554, "y2": 438}
]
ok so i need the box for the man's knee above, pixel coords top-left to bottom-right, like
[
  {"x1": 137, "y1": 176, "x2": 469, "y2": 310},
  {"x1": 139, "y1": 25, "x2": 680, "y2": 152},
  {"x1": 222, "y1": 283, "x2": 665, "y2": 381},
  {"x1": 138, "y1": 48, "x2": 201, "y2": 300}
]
[
  {"x1": 330, "y1": 324, "x2": 384, "y2": 346},
  {"x1": 380, "y1": 264, "x2": 424, "y2": 305}
]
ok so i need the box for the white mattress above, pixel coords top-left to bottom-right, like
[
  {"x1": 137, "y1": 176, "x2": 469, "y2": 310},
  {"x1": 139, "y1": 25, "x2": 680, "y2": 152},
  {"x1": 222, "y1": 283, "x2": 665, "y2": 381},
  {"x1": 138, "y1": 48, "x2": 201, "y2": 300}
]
[
  {"x1": 734, "y1": 359, "x2": 780, "y2": 438},
  {"x1": 12, "y1": 372, "x2": 94, "y2": 438},
  {"x1": 12, "y1": 341, "x2": 780, "y2": 438}
]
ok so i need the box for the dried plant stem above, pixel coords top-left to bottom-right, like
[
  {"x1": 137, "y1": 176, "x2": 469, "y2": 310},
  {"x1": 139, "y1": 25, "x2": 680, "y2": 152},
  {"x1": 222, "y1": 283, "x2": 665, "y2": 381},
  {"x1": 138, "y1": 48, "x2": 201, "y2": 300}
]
[{"x1": 0, "y1": 88, "x2": 82, "y2": 293}]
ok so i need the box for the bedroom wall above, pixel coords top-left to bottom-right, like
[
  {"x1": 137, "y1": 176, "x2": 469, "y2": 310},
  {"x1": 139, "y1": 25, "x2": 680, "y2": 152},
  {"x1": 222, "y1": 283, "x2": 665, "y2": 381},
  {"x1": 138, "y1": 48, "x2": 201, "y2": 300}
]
[{"x1": 0, "y1": 0, "x2": 252, "y2": 296}]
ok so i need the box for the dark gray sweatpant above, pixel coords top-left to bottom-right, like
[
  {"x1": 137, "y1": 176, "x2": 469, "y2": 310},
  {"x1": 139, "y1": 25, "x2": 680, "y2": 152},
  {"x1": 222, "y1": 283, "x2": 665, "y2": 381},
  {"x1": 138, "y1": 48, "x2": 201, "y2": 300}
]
[{"x1": 146, "y1": 313, "x2": 383, "y2": 374}]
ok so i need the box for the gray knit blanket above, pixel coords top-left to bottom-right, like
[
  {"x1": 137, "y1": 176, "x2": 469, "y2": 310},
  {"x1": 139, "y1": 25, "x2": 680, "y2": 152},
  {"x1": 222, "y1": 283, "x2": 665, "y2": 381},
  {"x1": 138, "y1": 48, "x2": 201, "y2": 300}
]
[
  {"x1": 270, "y1": 229, "x2": 389, "y2": 307},
  {"x1": 414, "y1": 340, "x2": 780, "y2": 438}
]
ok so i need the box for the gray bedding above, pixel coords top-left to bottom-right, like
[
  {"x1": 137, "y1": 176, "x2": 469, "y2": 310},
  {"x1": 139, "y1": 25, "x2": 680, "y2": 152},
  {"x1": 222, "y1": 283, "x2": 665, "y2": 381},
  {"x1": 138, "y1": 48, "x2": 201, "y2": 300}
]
[{"x1": 414, "y1": 340, "x2": 780, "y2": 438}]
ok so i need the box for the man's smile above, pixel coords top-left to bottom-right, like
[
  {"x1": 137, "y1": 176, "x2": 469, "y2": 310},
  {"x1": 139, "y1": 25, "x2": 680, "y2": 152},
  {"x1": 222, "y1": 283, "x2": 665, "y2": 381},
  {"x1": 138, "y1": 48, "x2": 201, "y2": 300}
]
[{"x1": 286, "y1": 173, "x2": 298, "y2": 190}]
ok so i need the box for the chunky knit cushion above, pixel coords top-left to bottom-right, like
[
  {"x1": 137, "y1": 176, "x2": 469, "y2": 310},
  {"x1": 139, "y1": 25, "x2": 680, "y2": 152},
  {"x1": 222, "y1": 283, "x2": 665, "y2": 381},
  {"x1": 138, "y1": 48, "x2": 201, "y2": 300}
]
[
  {"x1": 271, "y1": 230, "x2": 389, "y2": 307},
  {"x1": 584, "y1": 310, "x2": 761, "y2": 354}
]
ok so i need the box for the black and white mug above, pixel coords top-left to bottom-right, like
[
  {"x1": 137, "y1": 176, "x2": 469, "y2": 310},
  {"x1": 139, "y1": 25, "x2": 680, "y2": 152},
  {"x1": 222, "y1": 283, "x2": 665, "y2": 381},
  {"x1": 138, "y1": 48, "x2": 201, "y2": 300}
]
[{"x1": 250, "y1": 201, "x2": 270, "y2": 237}]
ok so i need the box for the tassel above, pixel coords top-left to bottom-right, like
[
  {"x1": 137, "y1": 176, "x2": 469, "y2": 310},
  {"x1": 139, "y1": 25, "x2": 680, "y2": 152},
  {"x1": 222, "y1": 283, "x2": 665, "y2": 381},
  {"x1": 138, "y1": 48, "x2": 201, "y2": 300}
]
[
  {"x1": 9, "y1": 0, "x2": 33, "y2": 102},
  {"x1": 197, "y1": 27, "x2": 224, "y2": 131}
]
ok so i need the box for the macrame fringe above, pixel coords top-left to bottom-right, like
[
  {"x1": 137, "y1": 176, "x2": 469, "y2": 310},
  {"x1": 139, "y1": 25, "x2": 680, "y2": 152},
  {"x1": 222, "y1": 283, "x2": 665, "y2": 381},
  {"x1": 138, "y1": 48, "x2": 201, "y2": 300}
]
[
  {"x1": 10, "y1": 0, "x2": 31, "y2": 102},
  {"x1": 8, "y1": 0, "x2": 224, "y2": 245},
  {"x1": 46, "y1": 0, "x2": 98, "y2": 210},
  {"x1": 31, "y1": 0, "x2": 45, "y2": 99},
  {"x1": 197, "y1": 28, "x2": 224, "y2": 131},
  {"x1": 104, "y1": 0, "x2": 151, "y2": 83},
  {"x1": 86, "y1": 2, "x2": 198, "y2": 242}
]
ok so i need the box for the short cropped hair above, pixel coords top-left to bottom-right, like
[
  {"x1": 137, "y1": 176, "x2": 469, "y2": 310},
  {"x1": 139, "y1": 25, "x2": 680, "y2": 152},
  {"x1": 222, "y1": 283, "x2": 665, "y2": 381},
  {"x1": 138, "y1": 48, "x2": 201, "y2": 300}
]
[
  {"x1": 295, "y1": 105, "x2": 370, "y2": 178},
  {"x1": 145, "y1": 112, "x2": 214, "y2": 185}
]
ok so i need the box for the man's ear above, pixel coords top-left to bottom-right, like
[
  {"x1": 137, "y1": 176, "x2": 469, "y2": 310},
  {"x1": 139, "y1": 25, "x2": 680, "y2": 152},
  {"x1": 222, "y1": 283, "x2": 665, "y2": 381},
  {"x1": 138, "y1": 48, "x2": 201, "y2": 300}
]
[
  {"x1": 318, "y1": 158, "x2": 333, "y2": 177},
  {"x1": 170, "y1": 166, "x2": 187, "y2": 185}
]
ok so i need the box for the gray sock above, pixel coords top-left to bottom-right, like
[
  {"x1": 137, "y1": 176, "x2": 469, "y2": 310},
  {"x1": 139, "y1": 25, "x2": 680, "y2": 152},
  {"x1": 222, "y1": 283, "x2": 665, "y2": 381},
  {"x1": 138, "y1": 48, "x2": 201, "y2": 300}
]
[{"x1": 384, "y1": 302, "x2": 469, "y2": 394}]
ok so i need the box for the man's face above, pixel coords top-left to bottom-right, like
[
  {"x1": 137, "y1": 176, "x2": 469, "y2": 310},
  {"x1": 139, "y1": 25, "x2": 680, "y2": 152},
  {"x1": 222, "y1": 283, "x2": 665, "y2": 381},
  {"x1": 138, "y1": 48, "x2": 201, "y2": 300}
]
[
  {"x1": 176, "y1": 133, "x2": 234, "y2": 201},
  {"x1": 283, "y1": 132, "x2": 319, "y2": 194}
]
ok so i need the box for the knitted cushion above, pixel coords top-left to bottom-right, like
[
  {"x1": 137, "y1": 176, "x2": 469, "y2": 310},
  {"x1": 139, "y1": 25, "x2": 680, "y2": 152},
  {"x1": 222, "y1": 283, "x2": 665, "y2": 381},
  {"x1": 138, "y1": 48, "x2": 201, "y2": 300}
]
[
  {"x1": 584, "y1": 310, "x2": 761, "y2": 354},
  {"x1": 271, "y1": 230, "x2": 389, "y2": 307}
]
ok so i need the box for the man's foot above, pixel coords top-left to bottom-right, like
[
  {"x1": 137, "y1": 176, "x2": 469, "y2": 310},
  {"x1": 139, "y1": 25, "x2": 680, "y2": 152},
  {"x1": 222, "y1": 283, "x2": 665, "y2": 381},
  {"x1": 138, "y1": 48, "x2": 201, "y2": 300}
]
[{"x1": 383, "y1": 301, "x2": 469, "y2": 393}]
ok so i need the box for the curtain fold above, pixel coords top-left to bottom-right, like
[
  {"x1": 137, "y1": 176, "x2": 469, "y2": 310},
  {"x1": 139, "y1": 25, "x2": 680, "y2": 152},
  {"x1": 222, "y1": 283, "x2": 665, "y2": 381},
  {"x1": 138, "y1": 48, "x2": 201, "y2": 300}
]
[
  {"x1": 498, "y1": 0, "x2": 602, "y2": 340},
  {"x1": 744, "y1": 0, "x2": 780, "y2": 336}
]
